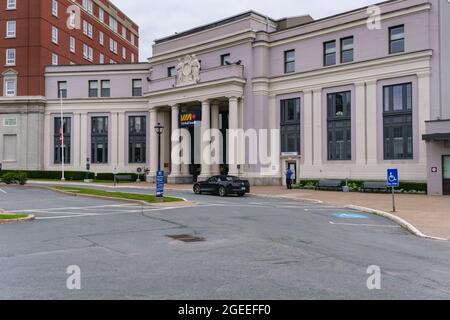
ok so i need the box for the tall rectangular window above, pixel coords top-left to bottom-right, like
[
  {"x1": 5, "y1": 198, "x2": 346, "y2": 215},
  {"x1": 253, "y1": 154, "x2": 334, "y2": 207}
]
[
  {"x1": 82, "y1": 0, "x2": 93, "y2": 14},
  {"x1": 129, "y1": 116, "x2": 146, "y2": 163},
  {"x1": 51, "y1": 53, "x2": 58, "y2": 65},
  {"x1": 324, "y1": 41, "x2": 336, "y2": 66},
  {"x1": 99, "y1": 31, "x2": 104, "y2": 46},
  {"x1": 132, "y1": 79, "x2": 142, "y2": 96},
  {"x1": 58, "y1": 81, "x2": 67, "y2": 98},
  {"x1": 70, "y1": 36, "x2": 75, "y2": 53},
  {"x1": 168, "y1": 66, "x2": 176, "y2": 77},
  {"x1": 54, "y1": 117, "x2": 71, "y2": 164},
  {"x1": 7, "y1": 0, "x2": 16, "y2": 10},
  {"x1": 6, "y1": 48, "x2": 15, "y2": 65},
  {"x1": 340, "y1": 37, "x2": 354, "y2": 63},
  {"x1": 98, "y1": 8, "x2": 104, "y2": 22},
  {"x1": 101, "y1": 80, "x2": 110, "y2": 97},
  {"x1": 4, "y1": 78, "x2": 16, "y2": 96},
  {"x1": 6, "y1": 21, "x2": 16, "y2": 38},
  {"x1": 383, "y1": 83, "x2": 413, "y2": 159},
  {"x1": 52, "y1": 26, "x2": 58, "y2": 44},
  {"x1": 327, "y1": 91, "x2": 352, "y2": 160},
  {"x1": 89, "y1": 80, "x2": 98, "y2": 97},
  {"x1": 52, "y1": 0, "x2": 58, "y2": 16},
  {"x1": 220, "y1": 53, "x2": 231, "y2": 66},
  {"x1": 280, "y1": 98, "x2": 301, "y2": 153},
  {"x1": 389, "y1": 25, "x2": 404, "y2": 54},
  {"x1": 284, "y1": 50, "x2": 295, "y2": 74},
  {"x1": 91, "y1": 116, "x2": 108, "y2": 163}
]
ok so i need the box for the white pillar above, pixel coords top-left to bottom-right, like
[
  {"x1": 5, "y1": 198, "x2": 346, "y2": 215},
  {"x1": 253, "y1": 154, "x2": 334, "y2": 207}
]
[
  {"x1": 73, "y1": 113, "x2": 81, "y2": 169},
  {"x1": 228, "y1": 96, "x2": 240, "y2": 175},
  {"x1": 148, "y1": 108, "x2": 158, "y2": 177},
  {"x1": 355, "y1": 82, "x2": 367, "y2": 165},
  {"x1": 80, "y1": 113, "x2": 88, "y2": 168},
  {"x1": 366, "y1": 80, "x2": 378, "y2": 165},
  {"x1": 170, "y1": 104, "x2": 181, "y2": 177},
  {"x1": 303, "y1": 90, "x2": 313, "y2": 166},
  {"x1": 211, "y1": 102, "x2": 221, "y2": 175},
  {"x1": 118, "y1": 112, "x2": 126, "y2": 169},
  {"x1": 418, "y1": 72, "x2": 431, "y2": 166},
  {"x1": 199, "y1": 100, "x2": 211, "y2": 178},
  {"x1": 312, "y1": 88, "x2": 323, "y2": 165}
]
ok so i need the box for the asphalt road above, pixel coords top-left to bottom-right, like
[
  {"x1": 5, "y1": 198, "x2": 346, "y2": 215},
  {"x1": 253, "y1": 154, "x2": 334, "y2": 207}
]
[{"x1": 0, "y1": 184, "x2": 449, "y2": 299}]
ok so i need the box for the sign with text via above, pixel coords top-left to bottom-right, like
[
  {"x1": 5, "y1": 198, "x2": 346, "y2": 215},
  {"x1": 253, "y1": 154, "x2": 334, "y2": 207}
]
[
  {"x1": 156, "y1": 171, "x2": 165, "y2": 198},
  {"x1": 387, "y1": 169, "x2": 399, "y2": 188}
]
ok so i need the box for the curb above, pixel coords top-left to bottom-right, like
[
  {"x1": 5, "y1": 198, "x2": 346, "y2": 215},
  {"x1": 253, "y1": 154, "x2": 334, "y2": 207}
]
[
  {"x1": 344, "y1": 205, "x2": 448, "y2": 241},
  {"x1": 0, "y1": 209, "x2": 35, "y2": 224},
  {"x1": 46, "y1": 186, "x2": 191, "y2": 208}
]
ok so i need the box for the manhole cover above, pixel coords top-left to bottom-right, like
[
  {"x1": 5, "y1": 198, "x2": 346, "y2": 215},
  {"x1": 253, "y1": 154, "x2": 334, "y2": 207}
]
[{"x1": 166, "y1": 234, "x2": 205, "y2": 242}]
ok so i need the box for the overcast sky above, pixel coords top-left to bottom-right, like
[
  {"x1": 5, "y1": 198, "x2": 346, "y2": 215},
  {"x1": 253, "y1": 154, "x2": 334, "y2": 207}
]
[{"x1": 111, "y1": 0, "x2": 379, "y2": 61}]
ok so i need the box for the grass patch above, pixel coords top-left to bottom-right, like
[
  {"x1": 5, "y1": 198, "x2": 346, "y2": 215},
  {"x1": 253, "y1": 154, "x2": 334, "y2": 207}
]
[
  {"x1": 52, "y1": 187, "x2": 183, "y2": 203},
  {"x1": 0, "y1": 214, "x2": 29, "y2": 220}
]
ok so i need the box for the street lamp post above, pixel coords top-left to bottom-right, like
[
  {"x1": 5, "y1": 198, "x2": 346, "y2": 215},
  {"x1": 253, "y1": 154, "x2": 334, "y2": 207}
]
[{"x1": 154, "y1": 122, "x2": 164, "y2": 198}]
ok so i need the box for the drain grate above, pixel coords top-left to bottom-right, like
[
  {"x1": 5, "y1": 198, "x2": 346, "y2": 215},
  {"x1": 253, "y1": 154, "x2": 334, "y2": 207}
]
[{"x1": 166, "y1": 234, "x2": 206, "y2": 243}]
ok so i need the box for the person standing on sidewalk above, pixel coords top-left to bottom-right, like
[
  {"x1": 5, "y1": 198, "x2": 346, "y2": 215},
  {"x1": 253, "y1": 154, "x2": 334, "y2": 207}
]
[{"x1": 286, "y1": 168, "x2": 294, "y2": 190}]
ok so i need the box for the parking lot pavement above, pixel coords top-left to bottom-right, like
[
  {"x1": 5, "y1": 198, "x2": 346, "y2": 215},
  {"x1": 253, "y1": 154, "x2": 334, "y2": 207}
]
[{"x1": 0, "y1": 185, "x2": 450, "y2": 300}]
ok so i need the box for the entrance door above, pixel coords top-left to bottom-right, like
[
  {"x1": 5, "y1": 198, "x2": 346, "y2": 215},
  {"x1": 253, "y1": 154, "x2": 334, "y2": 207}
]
[
  {"x1": 288, "y1": 162, "x2": 297, "y2": 184},
  {"x1": 443, "y1": 155, "x2": 450, "y2": 195}
]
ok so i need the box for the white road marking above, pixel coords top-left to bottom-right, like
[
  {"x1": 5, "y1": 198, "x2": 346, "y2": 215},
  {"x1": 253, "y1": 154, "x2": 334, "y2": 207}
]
[
  {"x1": 0, "y1": 188, "x2": 7, "y2": 194},
  {"x1": 329, "y1": 221, "x2": 400, "y2": 228}
]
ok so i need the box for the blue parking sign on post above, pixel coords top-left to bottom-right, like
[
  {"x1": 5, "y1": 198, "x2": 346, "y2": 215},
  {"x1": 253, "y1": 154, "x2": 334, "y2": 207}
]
[
  {"x1": 156, "y1": 171, "x2": 165, "y2": 198},
  {"x1": 387, "y1": 168, "x2": 399, "y2": 212},
  {"x1": 387, "y1": 169, "x2": 399, "y2": 187}
]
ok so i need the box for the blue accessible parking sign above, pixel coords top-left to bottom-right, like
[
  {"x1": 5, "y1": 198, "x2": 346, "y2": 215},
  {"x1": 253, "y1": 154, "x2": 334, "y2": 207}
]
[
  {"x1": 156, "y1": 171, "x2": 165, "y2": 197},
  {"x1": 387, "y1": 169, "x2": 399, "y2": 188}
]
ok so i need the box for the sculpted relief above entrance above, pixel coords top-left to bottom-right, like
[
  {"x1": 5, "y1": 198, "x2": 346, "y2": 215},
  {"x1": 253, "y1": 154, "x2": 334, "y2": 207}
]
[{"x1": 176, "y1": 54, "x2": 201, "y2": 87}]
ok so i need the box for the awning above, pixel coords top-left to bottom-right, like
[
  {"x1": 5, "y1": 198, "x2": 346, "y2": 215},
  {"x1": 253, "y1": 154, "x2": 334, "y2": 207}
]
[{"x1": 422, "y1": 133, "x2": 450, "y2": 141}]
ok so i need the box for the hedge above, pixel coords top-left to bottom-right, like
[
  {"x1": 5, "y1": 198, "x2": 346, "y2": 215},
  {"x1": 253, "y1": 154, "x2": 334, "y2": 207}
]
[
  {"x1": 0, "y1": 170, "x2": 140, "y2": 182},
  {"x1": 295, "y1": 179, "x2": 427, "y2": 193}
]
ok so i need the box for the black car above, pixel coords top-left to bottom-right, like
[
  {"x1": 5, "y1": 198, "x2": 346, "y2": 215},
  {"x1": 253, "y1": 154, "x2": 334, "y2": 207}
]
[{"x1": 193, "y1": 175, "x2": 251, "y2": 197}]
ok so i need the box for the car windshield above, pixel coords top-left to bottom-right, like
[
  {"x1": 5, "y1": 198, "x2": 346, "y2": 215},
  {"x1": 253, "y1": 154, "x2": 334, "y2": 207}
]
[{"x1": 222, "y1": 176, "x2": 238, "y2": 182}]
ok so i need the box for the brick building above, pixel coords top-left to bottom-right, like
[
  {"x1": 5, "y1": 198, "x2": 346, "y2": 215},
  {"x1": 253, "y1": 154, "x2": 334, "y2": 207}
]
[{"x1": 0, "y1": 0, "x2": 139, "y2": 97}]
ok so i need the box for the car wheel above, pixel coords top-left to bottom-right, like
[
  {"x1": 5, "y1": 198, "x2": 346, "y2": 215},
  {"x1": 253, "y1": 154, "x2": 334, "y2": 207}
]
[
  {"x1": 238, "y1": 193, "x2": 245, "y2": 197},
  {"x1": 193, "y1": 185, "x2": 202, "y2": 195},
  {"x1": 218, "y1": 186, "x2": 227, "y2": 197}
]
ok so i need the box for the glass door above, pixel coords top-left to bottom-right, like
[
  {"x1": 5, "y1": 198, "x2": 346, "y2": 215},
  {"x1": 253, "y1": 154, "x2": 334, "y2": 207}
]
[{"x1": 443, "y1": 156, "x2": 450, "y2": 196}]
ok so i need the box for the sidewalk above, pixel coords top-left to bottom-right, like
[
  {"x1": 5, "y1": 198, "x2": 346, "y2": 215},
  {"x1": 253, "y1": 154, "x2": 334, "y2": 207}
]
[{"x1": 27, "y1": 180, "x2": 450, "y2": 240}]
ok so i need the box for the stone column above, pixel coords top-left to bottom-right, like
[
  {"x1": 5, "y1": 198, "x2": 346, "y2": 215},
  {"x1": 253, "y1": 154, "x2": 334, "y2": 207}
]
[
  {"x1": 169, "y1": 104, "x2": 181, "y2": 179},
  {"x1": 303, "y1": 90, "x2": 313, "y2": 166},
  {"x1": 365, "y1": 80, "x2": 378, "y2": 165},
  {"x1": 148, "y1": 107, "x2": 158, "y2": 179},
  {"x1": 211, "y1": 102, "x2": 221, "y2": 175},
  {"x1": 117, "y1": 112, "x2": 126, "y2": 169},
  {"x1": 73, "y1": 113, "x2": 81, "y2": 169},
  {"x1": 312, "y1": 88, "x2": 323, "y2": 165},
  {"x1": 418, "y1": 72, "x2": 431, "y2": 166},
  {"x1": 355, "y1": 82, "x2": 367, "y2": 165},
  {"x1": 199, "y1": 100, "x2": 211, "y2": 179},
  {"x1": 80, "y1": 113, "x2": 88, "y2": 169},
  {"x1": 228, "y1": 96, "x2": 240, "y2": 176}
]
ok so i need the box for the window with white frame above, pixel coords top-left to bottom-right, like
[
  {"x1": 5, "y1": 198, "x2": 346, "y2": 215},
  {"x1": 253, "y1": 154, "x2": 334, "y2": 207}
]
[
  {"x1": 70, "y1": 36, "x2": 75, "y2": 53},
  {"x1": 122, "y1": 47, "x2": 126, "y2": 60},
  {"x1": 122, "y1": 26, "x2": 126, "y2": 39},
  {"x1": 51, "y1": 26, "x2": 58, "y2": 44},
  {"x1": 131, "y1": 53, "x2": 135, "y2": 63},
  {"x1": 6, "y1": 21, "x2": 16, "y2": 38},
  {"x1": 131, "y1": 34, "x2": 135, "y2": 46},
  {"x1": 69, "y1": 11, "x2": 76, "y2": 28},
  {"x1": 83, "y1": 21, "x2": 93, "y2": 38},
  {"x1": 83, "y1": 44, "x2": 93, "y2": 61},
  {"x1": 3, "y1": 117, "x2": 17, "y2": 127},
  {"x1": 99, "y1": 53, "x2": 104, "y2": 64},
  {"x1": 109, "y1": 17, "x2": 118, "y2": 33},
  {"x1": 7, "y1": 0, "x2": 16, "y2": 10},
  {"x1": 82, "y1": 0, "x2": 93, "y2": 14},
  {"x1": 51, "y1": 53, "x2": 58, "y2": 65},
  {"x1": 52, "y1": 0, "x2": 58, "y2": 16},
  {"x1": 98, "y1": 8, "x2": 104, "y2": 22},
  {"x1": 4, "y1": 78, "x2": 16, "y2": 96},
  {"x1": 109, "y1": 39, "x2": 117, "y2": 54},
  {"x1": 99, "y1": 31, "x2": 104, "y2": 46},
  {"x1": 6, "y1": 48, "x2": 16, "y2": 65}
]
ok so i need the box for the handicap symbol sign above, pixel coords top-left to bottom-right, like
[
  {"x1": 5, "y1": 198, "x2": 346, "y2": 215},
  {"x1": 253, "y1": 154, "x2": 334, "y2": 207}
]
[{"x1": 387, "y1": 169, "x2": 399, "y2": 188}]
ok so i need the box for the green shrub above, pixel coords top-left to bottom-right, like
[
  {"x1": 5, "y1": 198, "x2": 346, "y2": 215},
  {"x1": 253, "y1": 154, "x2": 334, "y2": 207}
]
[
  {"x1": 398, "y1": 182, "x2": 427, "y2": 193},
  {"x1": 0, "y1": 171, "x2": 28, "y2": 185}
]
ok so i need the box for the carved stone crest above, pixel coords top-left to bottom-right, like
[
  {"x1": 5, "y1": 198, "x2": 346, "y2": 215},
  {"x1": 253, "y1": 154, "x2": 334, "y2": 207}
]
[{"x1": 176, "y1": 54, "x2": 200, "y2": 86}]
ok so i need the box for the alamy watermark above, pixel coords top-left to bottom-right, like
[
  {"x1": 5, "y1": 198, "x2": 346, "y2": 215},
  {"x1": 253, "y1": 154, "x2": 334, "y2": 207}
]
[
  {"x1": 66, "y1": 265, "x2": 81, "y2": 290},
  {"x1": 366, "y1": 265, "x2": 381, "y2": 290}
]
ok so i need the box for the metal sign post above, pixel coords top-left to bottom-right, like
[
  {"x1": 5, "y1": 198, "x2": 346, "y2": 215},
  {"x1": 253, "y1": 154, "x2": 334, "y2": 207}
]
[{"x1": 387, "y1": 169, "x2": 399, "y2": 212}]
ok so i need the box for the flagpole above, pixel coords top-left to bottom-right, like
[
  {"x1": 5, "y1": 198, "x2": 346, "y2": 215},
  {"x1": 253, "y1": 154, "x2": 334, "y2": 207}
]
[{"x1": 60, "y1": 89, "x2": 65, "y2": 181}]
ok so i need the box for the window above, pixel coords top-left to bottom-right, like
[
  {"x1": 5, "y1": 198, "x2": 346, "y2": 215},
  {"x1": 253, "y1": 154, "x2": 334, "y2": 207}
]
[
  {"x1": 6, "y1": 48, "x2": 16, "y2": 65},
  {"x1": 109, "y1": 39, "x2": 118, "y2": 54},
  {"x1": 54, "y1": 117, "x2": 71, "y2": 164},
  {"x1": 69, "y1": 11, "x2": 76, "y2": 29},
  {"x1": 128, "y1": 116, "x2": 146, "y2": 163},
  {"x1": 83, "y1": 21, "x2": 93, "y2": 38},
  {"x1": 383, "y1": 83, "x2": 413, "y2": 160},
  {"x1": 98, "y1": 8, "x2": 104, "y2": 22},
  {"x1": 70, "y1": 36, "x2": 75, "y2": 53},
  {"x1": 82, "y1": 0, "x2": 93, "y2": 14},
  {"x1": 51, "y1": 26, "x2": 58, "y2": 44},
  {"x1": 284, "y1": 50, "x2": 295, "y2": 74},
  {"x1": 131, "y1": 34, "x2": 135, "y2": 46},
  {"x1": 6, "y1": 21, "x2": 16, "y2": 38},
  {"x1": 168, "y1": 66, "x2": 176, "y2": 77},
  {"x1": 7, "y1": 0, "x2": 16, "y2": 10},
  {"x1": 88, "y1": 80, "x2": 98, "y2": 97},
  {"x1": 131, "y1": 53, "x2": 135, "y2": 63},
  {"x1": 3, "y1": 117, "x2": 17, "y2": 126},
  {"x1": 122, "y1": 47, "x2": 126, "y2": 60},
  {"x1": 280, "y1": 98, "x2": 301, "y2": 153},
  {"x1": 58, "y1": 81, "x2": 67, "y2": 98},
  {"x1": 324, "y1": 41, "x2": 336, "y2": 66},
  {"x1": 99, "y1": 31, "x2": 104, "y2": 46},
  {"x1": 83, "y1": 44, "x2": 93, "y2": 61},
  {"x1": 122, "y1": 26, "x2": 127, "y2": 39},
  {"x1": 220, "y1": 53, "x2": 231, "y2": 66},
  {"x1": 99, "y1": 53, "x2": 104, "y2": 64},
  {"x1": 340, "y1": 37, "x2": 354, "y2": 63},
  {"x1": 109, "y1": 17, "x2": 118, "y2": 33},
  {"x1": 389, "y1": 25, "x2": 405, "y2": 54},
  {"x1": 91, "y1": 116, "x2": 108, "y2": 163},
  {"x1": 132, "y1": 79, "x2": 142, "y2": 97},
  {"x1": 101, "y1": 80, "x2": 110, "y2": 97},
  {"x1": 52, "y1": 0, "x2": 58, "y2": 16},
  {"x1": 327, "y1": 91, "x2": 352, "y2": 160},
  {"x1": 51, "y1": 53, "x2": 58, "y2": 65},
  {"x1": 4, "y1": 78, "x2": 16, "y2": 96}
]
